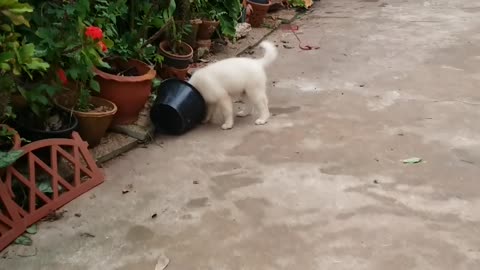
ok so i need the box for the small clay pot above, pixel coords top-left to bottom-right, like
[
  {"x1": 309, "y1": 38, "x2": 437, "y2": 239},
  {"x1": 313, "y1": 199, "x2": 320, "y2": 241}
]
[
  {"x1": 55, "y1": 96, "x2": 117, "y2": 147},
  {"x1": 197, "y1": 20, "x2": 220, "y2": 40},
  {"x1": 159, "y1": 66, "x2": 189, "y2": 81},
  {"x1": 186, "y1": 19, "x2": 202, "y2": 48},
  {"x1": 197, "y1": 39, "x2": 212, "y2": 49},
  {"x1": 94, "y1": 58, "x2": 156, "y2": 125},
  {"x1": 158, "y1": 41, "x2": 194, "y2": 69},
  {"x1": 247, "y1": 0, "x2": 271, "y2": 27},
  {"x1": 0, "y1": 124, "x2": 21, "y2": 176}
]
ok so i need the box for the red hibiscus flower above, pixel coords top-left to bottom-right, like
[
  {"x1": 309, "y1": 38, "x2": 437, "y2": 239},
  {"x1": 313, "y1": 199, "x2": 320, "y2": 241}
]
[
  {"x1": 56, "y1": 69, "x2": 68, "y2": 85},
  {"x1": 97, "y1": 41, "x2": 108, "y2": 52},
  {"x1": 85, "y1": 26, "x2": 103, "y2": 40}
]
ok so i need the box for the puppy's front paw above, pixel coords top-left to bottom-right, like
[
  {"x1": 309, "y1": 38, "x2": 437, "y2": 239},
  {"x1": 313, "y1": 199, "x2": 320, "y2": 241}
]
[
  {"x1": 255, "y1": 119, "x2": 268, "y2": 125},
  {"x1": 221, "y1": 123, "x2": 233, "y2": 130}
]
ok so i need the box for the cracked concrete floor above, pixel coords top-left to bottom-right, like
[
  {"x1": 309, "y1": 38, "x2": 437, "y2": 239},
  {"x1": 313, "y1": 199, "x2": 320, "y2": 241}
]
[{"x1": 3, "y1": 0, "x2": 480, "y2": 269}]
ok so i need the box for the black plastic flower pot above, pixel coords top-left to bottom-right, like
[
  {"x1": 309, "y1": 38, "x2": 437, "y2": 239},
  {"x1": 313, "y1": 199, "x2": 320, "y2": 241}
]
[
  {"x1": 13, "y1": 109, "x2": 79, "y2": 161},
  {"x1": 150, "y1": 79, "x2": 206, "y2": 135},
  {"x1": 14, "y1": 109, "x2": 79, "y2": 142}
]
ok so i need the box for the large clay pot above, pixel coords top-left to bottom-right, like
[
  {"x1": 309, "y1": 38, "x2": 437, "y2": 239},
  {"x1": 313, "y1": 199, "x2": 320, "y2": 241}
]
[
  {"x1": 196, "y1": 20, "x2": 220, "y2": 40},
  {"x1": 94, "y1": 58, "x2": 156, "y2": 125},
  {"x1": 247, "y1": 0, "x2": 271, "y2": 27},
  {"x1": 158, "y1": 41, "x2": 193, "y2": 69},
  {"x1": 55, "y1": 95, "x2": 117, "y2": 147}
]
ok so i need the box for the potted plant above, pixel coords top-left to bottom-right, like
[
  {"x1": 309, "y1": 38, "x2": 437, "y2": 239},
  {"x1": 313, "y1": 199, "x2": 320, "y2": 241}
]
[
  {"x1": 53, "y1": 24, "x2": 118, "y2": 147},
  {"x1": 192, "y1": 0, "x2": 220, "y2": 41},
  {"x1": 0, "y1": 0, "x2": 79, "y2": 142},
  {"x1": 23, "y1": 1, "x2": 116, "y2": 146},
  {"x1": 192, "y1": 0, "x2": 242, "y2": 50},
  {"x1": 247, "y1": 0, "x2": 272, "y2": 27},
  {"x1": 175, "y1": 0, "x2": 202, "y2": 49},
  {"x1": 87, "y1": 0, "x2": 159, "y2": 125},
  {"x1": 157, "y1": 0, "x2": 194, "y2": 80}
]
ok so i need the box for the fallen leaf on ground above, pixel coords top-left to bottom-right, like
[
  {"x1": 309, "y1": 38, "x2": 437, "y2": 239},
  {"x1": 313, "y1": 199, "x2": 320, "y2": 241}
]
[
  {"x1": 402, "y1": 157, "x2": 422, "y2": 164},
  {"x1": 43, "y1": 209, "x2": 67, "y2": 222},
  {"x1": 155, "y1": 253, "x2": 170, "y2": 270},
  {"x1": 80, "y1": 232, "x2": 95, "y2": 238},
  {"x1": 26, "y1": 224, "x2": 37, "y2": 235},
  {"x1": 14, "y1": 235, "x2": 32, "y2": 246}
]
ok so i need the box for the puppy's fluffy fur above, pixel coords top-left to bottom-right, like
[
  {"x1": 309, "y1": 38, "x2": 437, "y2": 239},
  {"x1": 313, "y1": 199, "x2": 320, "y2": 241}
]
[{"x1": 188, "y1": 41, "x2": 278, "y2": 130}]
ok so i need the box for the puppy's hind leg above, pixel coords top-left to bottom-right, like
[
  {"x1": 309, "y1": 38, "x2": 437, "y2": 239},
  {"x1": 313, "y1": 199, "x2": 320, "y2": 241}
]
[
  {"x1": 202, "y1": 103, "x2": 215, "y2": 124},
  {"x1": 236, "y1": 93, "x2": 252, "y2": 117},
  {"x1": 249, "y1": 90, "x2": 270, "y2": 125},
  {"x1": 218, "y1": 95, "x2": 234, "y2": 130}
]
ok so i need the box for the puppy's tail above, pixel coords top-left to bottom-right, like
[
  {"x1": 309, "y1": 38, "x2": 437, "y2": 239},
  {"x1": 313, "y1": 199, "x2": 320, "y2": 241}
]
[{"x1": 257, "y1": 41, "x2": 278, "y2": 68}]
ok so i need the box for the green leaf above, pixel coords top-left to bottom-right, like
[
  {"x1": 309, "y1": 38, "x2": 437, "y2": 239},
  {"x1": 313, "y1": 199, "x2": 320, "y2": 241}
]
[
  {"x1": 9, "y1": 6, "x2": 34, "y2": 14},
  {"x1": 17, "y1": 43, "x2": 35, "y2": 64},
  {"x1": 67, "y1": 67, "x2": 81, "y2": 80},
  {"x1": 103, "y1": 38, "x2": 114, "y2": 48},
  {"x1": 14, "y1": 234, "x2": 32, "y2": 246},
  {"x1": 37, "y1": 181, "x2": 53, "y2": 194},
  {"x1": 0, "y1": 150, "x2": 23, "y2": 168},
  {"x1": 0, "y1": 52, "x2": 15, "y2": 63},
  {"x1": 25, "y1": 58, "x2": 50, "y2": 71},
  {"x1": 89, "y1": 80, "x2": 100, "y2": 92},
  {"x1": 26, "y1": 224, "x2": 37, "y2": 235},
  {"x1": 1, "y1": 10, "x2": 29, "y2": 26},
  {"x1": 0, "y1": 24, "x2": 11, "y2": 31},
  {"x1": 152, "y1": 78, "x2": 161, "y2": 88},
  {"x1": 0, "y1": 62, "x2": 11, "y2": 71},
  {"x1": 402, "y1": 157, "x2": 422, "y2": 164}
]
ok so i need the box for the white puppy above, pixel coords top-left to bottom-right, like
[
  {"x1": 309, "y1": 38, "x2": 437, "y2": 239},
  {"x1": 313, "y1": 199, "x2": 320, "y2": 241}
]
[{"x1": 188, "y1": 41, "x2": 278, "y2": 130}]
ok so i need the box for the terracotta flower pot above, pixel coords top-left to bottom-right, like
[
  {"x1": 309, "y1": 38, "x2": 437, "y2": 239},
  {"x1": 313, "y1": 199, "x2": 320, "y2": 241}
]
[
  {"x1": 247, "y1": 0, "x2": 271, "y2": 27},
  {"x1": 197, "y1": 39, "x2": 212, "y2": 50},
  {"x1": 94, "y1": 58, "x2": 156, "y2": 125},
  {"x1": 196, "y1": 20, "x2": 220, "y2": 40},
  {"x1": 185, "y1": 19, "x2": 202, "y2": 48},
  {"x1": 158, "y1": 41, "x2": 194, "y2": 69},
  {"x1": 55, "y1": 96, "x2": 117, "y2": 147},
  {"x1": 10, "y1": 94, "x2": 28, "y2": 110},
  {"x1": 158, "y1": 66, "x2": 189, "y2": 81}
]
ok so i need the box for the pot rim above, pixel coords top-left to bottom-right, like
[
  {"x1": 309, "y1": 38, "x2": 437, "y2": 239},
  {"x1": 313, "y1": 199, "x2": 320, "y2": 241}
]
[
  {"x1": 200, "y1": 20, "x2": 219, "y2": 24},
  {"x1": 93, "y1": 58, "x2": 156, "y2": 83},
  {"x1": 15, "y1": 110, "x2": 79, "y2": 135},
  {"x1": 55, "y1": 96, "x2": 118, "y2": 118},
  {"x1": 160, "y1": 78, "x2": 203, "y2": 100},
  {"x1": 247, "y1": 0, "x2": 272, "y2": 6},
  {"x1": 159, "y1": 40, "x2": 194, "y2": 60}
]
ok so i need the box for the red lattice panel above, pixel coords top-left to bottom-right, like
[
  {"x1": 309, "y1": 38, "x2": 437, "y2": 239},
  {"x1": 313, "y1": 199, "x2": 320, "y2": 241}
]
[{"x1": 0, "y1": 132, "x2": 104, "y2": 251}]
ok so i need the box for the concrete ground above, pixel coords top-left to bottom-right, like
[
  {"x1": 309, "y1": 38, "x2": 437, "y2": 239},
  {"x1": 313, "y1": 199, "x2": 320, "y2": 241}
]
[{"x1": 3, "y1": 0, "x2": 480, "y2": 269}]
